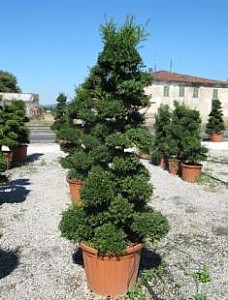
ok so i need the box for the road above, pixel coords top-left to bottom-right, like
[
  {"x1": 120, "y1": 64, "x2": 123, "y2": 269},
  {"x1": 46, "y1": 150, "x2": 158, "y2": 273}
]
[{"x1": 29, "y1": 126, "x2": 55, "y2": 143}]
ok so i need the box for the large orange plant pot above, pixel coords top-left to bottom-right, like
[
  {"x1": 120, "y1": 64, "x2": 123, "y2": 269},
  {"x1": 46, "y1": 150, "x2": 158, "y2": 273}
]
[
  {"x1": 66, "y1": 177, "x2": 83, "y2": 205},
  {"x1": 181, "y1": 163, "x2": 202, "y2": 182},
  {"x1": 11, "y1": 144, "x2": 28, "y2": 162},
  {"x1": 210, "y1": 133, "x2": 223, "y2": 142},
  {"x1": 80, "y1": 242, "x2": 144, "y2": 297}
]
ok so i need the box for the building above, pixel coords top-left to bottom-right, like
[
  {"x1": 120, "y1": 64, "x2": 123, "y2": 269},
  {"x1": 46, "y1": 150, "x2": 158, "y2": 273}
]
[
  {"x1": 0, "y1": 92, "x2": 43, "y2": 119},
  {"x1": 143, "y1": 71, "x2": 228, "y2": 124}
]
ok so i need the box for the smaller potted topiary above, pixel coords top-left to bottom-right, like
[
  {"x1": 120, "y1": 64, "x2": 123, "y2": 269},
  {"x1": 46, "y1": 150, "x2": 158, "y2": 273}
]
[
  {"x1": 206, "y1": 98, "x2": 225, "y2": 142},
  {"x1": 177, "y1": 104, "x2": 208, "y2": 182},
  {"x1": 3, "y1": 100, "x2": 30, "y2": 163},
  {"x1": 125, "y1": 127, "x2": 154, "y2": 160},
  {"x1": 153, "y1": 104, "x2": 172, "y2": 168},
  {"x1": 61, "y1": 150, "x2": 92, "y2": 205}
]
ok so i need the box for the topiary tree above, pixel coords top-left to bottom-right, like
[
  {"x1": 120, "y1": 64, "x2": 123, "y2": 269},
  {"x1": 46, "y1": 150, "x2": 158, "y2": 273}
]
[
  {"x1": 206, "y1": 98, "x2": 225, "y2": 135},
  {"x1": 153, "y1": 104, "x2": 173, "y2": 160},
  {"x1": 174, "y1": 102, "x2": 208, "y2": 165},
  {"x1": 0, "y1": 70, "x2": 21, "y2": 92},
  {"x1": 51, "y1": 93, "x2": 67, "y2": 133},
  {"x1": 59, "y1": 17, "x2": 169, "y2": 257}
]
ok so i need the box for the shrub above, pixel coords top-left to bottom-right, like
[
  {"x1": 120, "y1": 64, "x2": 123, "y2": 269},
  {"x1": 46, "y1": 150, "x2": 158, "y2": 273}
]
[
  {"x1": 59, "y1": 17, "x2": 169, "y2": 255},
  {"x1": 206, "y1": 98, "x2": 225, "y2": 135}
]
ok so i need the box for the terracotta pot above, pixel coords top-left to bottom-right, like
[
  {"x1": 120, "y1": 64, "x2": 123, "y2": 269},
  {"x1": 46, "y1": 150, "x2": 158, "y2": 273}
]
[
  {"x1": 168, "y1": 158, "x2": 180, "y2": 175},
  {"x1": 66, "y1": 177, "x2": 83, "y2": 205},
  {"x1": 80, "y1": 243, "x2": 144, "y2": 297},
  {"x1": 210, "y1": 133, "x2": 223, "y2": 142},
  {"x1": 11, "y1": 145, "x2": 28, "y2": 162},
  {"x1": 181, "y1": 163, "x2": 202, "y2": 182},
  {"x1": 1, "y1": 150, "x2": 13, "y2": 170}
]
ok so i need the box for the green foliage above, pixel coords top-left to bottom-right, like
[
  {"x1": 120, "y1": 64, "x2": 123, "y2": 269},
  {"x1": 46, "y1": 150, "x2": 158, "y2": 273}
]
[
  {"x1": 180, "y1": 264, "x2": 211, "y2": 300},
  {"x1": 132, "y1": 210, "x2": 170, "y2": 242},
  {"x1": 0, "y1": 99, "x2": 29, "y2": 148},
  {"x1": 193, "y1": 266, "x2": 211, "y2": 284},
  {"x1": 174, "y1": 102, "x2": 208, "y2": 164},
  {"x1": 0, "y1": 153, "x2": 7, "y2": 173},
  {"x1": 205, "y1": 98, "x2": 225, "y2": 134},
  {"x1": 154, "y1": 104, "x2": 173, "y2": 158},
  {"x1": 59, "y1": 17, "x2": 169, "y2": 255},
  {"x1": 0, "y1": 70, "x2": 21, "y2": 92},
  {"x1": 51, "y1": 93, "x2": 67, "y2": 132},
  {"x1": 154, "y1": 101, "x2": 208, "y2": 164},
  {"x1": 126, "y1": 127, "x2": 154, "y2": 154},
  {"x1": 126, "y1": 282, "x2": 147, "y2": 300},
  {"x1": 90, "y1": 223, "x2": 127, "y2": 255}
]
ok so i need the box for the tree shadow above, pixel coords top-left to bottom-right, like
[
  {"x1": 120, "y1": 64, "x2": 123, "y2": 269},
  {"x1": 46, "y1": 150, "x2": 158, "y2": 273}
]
[
  {"x1": 139, "y1": 248, "x2": 165, "y2": 300},
  {"x1": 26, "y1": 153, "x2": 44, "y2": 163},
  {"x1": 0, "y1": 178, "x2": 30, "y2": 205},
  {"x1": 0, "y1": 248, "x2": 20, "y2": 279},
  {"x1": 72, "y1": 247, "x2": 83, "y2": 266},
  {"x1": 11, "y1": 153, "x2": 44, "y2": 168},
  {"x1": 139, "y1": 247, "x2": 162, "y2": 271}
]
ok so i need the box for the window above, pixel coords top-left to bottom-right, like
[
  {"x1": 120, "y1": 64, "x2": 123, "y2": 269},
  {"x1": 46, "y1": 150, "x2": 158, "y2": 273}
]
[
  {"x1": 193, "y1": 87, "x2": 199, "y2": 98},
  {"x1": 213, "y1": 89, "x2": 218, "y2": 99},
  {"x1": 179, "y1": 86, "x2": 185, "y2": 97},
  {"x1": 163, "y1": 85, "x2": 169, "y2": 97}
]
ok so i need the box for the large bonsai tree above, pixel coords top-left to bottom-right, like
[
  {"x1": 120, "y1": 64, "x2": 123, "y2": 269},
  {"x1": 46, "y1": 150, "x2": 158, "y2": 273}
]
[
  {"x1": 60, "y1": 18, "x2": 169, "y2": 255},
  {"x1": 206, "y1": 98, "x2": 225, "y2": 135}
]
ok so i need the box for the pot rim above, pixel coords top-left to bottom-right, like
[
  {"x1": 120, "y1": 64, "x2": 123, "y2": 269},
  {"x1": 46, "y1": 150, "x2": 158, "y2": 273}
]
[{"x1": 80, "y1": 242, "x2": 144, "y2": 257}]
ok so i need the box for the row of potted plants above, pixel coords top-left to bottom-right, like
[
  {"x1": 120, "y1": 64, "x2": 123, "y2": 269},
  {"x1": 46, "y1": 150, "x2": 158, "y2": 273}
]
[
  {"x1": 153, "y1": 102, "x2": 208, "y2": 182},
  {"x1": 0, "y1": 97, "x2": 30, "y2": 167},
  {"x1": 54, "y1": 18, "x2": 170, "y2": 297}
]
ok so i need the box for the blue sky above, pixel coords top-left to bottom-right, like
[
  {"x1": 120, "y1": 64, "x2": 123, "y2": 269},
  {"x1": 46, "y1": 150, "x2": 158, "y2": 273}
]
[{"x1": 1, "y1": 0, "x2": 228, "y2": 105}]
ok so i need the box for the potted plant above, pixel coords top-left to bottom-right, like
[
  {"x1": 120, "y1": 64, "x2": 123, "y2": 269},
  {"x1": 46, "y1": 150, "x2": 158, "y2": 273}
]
[
  {"x1": 51, "y1": 93, "x2": 68, "y2": 145},
  {"x1": 205, "y1": 98, "x2": 225, "y2": 142},
  {"x1": 59, "y1": 18, "x2": 169, "y2": 297},
  {"x1": 176, "y1": 103, "x2": 208, "y2": 182},
  {"x1": 0, "y1": 100, "x2": 19, "y2": 168},
  {"x1": 153, "y1": 104, "x2": 172, "y2": 168},
  {"x1": 125, "y1": 127, "x2": 154, "y2": 160},
  {"x1": 60, "y1": 150, "x2": 93, "y2": 205},
  {"x1": 9, "y1": 100, "x2": 30, "y2": 162}
]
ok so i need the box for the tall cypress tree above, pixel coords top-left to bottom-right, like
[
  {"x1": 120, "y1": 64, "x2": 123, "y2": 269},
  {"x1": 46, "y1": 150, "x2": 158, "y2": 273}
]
[{"x1": 60, "y1": 18, "x2": 169, "y2": 256}]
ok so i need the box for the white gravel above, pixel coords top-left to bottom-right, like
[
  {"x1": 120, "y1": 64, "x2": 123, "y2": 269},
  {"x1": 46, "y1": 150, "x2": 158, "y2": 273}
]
[{"x1": 0, "y1": 143, "x2": 227, "y2": 300}]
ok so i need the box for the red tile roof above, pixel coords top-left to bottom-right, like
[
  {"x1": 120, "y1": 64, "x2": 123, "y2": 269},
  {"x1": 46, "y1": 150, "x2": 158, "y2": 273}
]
[{"x1": 151, "y1": 71, "x2": 228, "y2": 87}]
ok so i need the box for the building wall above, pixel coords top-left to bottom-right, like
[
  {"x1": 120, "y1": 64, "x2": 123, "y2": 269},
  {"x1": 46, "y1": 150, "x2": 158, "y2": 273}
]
[
  {"x1": 144, "y1": 82, "x2": 228, "y2": 125},
  {"x1": 0, "y1": 92, "x2": 39, "y2": 117}
]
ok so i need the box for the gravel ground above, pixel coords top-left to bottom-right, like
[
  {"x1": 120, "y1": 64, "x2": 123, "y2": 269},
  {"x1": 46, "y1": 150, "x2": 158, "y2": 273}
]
[{"x1": 0, "y1": 143, "x2": 228, "y2": 300}]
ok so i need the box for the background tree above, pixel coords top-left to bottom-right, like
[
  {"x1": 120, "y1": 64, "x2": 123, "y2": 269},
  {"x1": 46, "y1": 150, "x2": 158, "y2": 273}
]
[
  {"x1": 51, "y1": 93, "x2": 67, "y2": 132},
  {"x1": 0, "y1": 71, "x2": 21, "y2": 93},
  {"x1": 205, "y1": 98, "x2": 225, "y2": 135}
]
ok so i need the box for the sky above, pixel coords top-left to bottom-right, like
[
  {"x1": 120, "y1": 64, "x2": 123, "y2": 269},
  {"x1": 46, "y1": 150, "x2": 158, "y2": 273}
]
[{"x1": 1, "y1": 0, "x2": 228, "y2": 105}]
